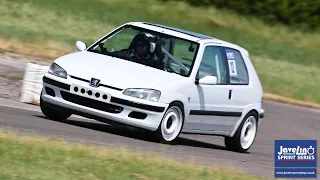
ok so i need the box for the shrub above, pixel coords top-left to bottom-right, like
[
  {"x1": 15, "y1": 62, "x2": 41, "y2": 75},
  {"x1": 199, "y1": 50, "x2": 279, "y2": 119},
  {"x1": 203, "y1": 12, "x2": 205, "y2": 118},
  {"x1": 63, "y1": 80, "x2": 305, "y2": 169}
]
[{"x1": 160, "y1": 0, "x2": 320, "y2": 31}]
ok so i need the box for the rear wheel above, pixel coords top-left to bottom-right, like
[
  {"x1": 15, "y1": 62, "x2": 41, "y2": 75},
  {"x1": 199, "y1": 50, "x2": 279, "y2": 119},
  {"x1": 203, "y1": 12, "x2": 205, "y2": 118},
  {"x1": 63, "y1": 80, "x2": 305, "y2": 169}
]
[
  {"x1": 225, "y1": 111, "x2": 258, "y2": 153},
  {"x1": 154, "y1": 102, "x2": 184, "y2": 143},
  {"x1": 40, "y1": 92, "x2": 71, "y2": 121}
]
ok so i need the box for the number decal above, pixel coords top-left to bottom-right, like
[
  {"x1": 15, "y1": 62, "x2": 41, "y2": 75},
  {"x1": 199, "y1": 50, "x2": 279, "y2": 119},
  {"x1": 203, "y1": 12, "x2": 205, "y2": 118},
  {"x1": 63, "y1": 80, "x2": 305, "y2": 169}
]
[{"x1": 228, "y1": 60, "x2": 237, "y2": 77}]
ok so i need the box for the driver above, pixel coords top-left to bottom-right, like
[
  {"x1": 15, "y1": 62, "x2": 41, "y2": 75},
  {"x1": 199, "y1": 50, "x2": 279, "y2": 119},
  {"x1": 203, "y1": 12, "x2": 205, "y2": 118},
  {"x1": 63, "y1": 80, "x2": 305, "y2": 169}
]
[
  {"x1": 133, "y1": 37, "x2": 152, "y2": 62},
  {"x1": 129, "y1": 33, "x2": 164, "y2": 69}
]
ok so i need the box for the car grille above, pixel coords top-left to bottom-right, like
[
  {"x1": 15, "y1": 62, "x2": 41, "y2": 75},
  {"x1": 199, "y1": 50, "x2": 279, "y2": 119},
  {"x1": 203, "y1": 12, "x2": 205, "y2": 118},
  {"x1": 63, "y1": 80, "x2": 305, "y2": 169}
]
[
  {"x1": 60, "y1": 91, "x2": 123, "y2": 113},
  {"x1": 69, "y1": 75, "x2": 123, "y2": 91}
]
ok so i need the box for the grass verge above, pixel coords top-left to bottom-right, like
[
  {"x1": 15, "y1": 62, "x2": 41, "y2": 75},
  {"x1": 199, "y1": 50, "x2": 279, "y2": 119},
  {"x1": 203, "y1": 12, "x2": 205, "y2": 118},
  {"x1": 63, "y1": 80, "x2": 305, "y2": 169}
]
[
  {"x1": 0, "y1": 128, "x2": 269, "y2": 180},
  {"x1": 251, "y1": 55, "x2": 320, "y2": 108},
  {"x1": 0, "y1": 0, "x2": 319, "y2": 105},
  {"x1": 264, "y1": 93, "x2": 320, "y2": 110}
]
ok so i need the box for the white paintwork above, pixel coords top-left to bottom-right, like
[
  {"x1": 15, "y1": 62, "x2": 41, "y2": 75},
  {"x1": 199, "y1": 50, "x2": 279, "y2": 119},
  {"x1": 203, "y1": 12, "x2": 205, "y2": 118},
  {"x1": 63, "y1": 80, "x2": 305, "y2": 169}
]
[
  {"x1": 75, "y1": 41, "x2": 87, "y2": 51},
  {"x1": 55, "y1": 51, "x2": 183, "y2": 90},
  {"x1": 40, "y1": 22, "x2": 264, "y2": 151},
  {"x1": 186, "y1": 83, "x2": 236, "y2": 134}
]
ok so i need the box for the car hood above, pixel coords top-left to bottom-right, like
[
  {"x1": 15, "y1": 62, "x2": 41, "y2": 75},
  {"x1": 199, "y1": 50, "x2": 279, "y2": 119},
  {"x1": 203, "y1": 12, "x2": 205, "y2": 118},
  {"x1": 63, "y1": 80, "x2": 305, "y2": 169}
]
[{"x1": 55, "y1": 51, "x2": 184, "y2": 90}]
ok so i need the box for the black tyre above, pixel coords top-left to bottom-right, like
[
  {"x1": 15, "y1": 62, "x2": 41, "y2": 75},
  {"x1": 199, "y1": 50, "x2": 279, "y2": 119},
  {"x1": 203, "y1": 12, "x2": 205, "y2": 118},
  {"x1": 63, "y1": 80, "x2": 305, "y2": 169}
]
[
  {"x1": 225, "y1": 111, "x2": 258, "y2": 153},
  {"x1": 40, "y1": 93, "x2": 71, "y2": 121}
]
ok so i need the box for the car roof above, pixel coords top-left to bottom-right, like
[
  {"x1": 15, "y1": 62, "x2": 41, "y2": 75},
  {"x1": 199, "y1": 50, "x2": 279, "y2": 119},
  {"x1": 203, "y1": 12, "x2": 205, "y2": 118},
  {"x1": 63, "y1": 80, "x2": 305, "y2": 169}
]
[
  {"x1": 126, "y1": 22, "x2": 249, "y2": 56},
  {"x1": 142, "y1": 22, "x2": 214, "y2": 39},
  {"x1": 127, "y1": 22, "x2": 213, "y2": 40}
]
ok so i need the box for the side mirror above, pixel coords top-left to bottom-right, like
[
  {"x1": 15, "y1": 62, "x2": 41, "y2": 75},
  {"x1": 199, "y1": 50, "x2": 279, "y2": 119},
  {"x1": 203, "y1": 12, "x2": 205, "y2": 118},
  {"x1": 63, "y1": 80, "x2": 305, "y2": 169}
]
[
  {"x1": 75, "y1": 41, "x2": 87, "y2": 51},
  {"x1": 197, "y1": 76, "x2": 217, "y2": 85}
]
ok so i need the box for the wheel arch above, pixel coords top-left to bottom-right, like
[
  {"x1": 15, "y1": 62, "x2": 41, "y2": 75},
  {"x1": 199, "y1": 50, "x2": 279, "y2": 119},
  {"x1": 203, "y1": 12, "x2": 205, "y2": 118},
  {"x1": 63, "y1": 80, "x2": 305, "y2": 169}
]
[
  {"x1": 228, "y1": 104, "x2": 261, "y2": 137},
  {"x1": 161, "y1": 91, "x2": 189, "y2": 123}
]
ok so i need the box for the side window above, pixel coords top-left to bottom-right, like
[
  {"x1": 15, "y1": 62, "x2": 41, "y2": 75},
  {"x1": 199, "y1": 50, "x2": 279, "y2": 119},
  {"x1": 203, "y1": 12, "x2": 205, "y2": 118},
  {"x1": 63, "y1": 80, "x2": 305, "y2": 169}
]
[
  {"x1": 224, "y1": 48, "x2": 249, "y2": 85},
  {"x1": 172, "y1": 39, "x2": 196, "y2": 69},
  {"x1": 166, "y1": 39, "x2": 198, "y2": 75},
  {"x1": 197, "y1": 46, "x2": 227, "y2": 85}
]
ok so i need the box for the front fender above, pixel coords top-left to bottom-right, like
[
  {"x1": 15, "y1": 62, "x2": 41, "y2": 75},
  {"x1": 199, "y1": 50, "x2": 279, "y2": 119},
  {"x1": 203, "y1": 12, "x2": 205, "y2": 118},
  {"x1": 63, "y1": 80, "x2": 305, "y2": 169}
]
[
  {"x1": 160, "y1": 92, "x2": 190, "y2": 122},
  {"x1": 153, "y1": 77, "x2": 192, "y2": 122}
]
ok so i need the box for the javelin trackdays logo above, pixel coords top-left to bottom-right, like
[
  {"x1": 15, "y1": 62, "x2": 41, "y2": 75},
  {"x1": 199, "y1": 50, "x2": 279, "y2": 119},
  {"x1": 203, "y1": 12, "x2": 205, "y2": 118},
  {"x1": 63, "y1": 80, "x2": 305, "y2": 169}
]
[{"x1": 278, "y1": 145, "x2": 315, "y2": 162}]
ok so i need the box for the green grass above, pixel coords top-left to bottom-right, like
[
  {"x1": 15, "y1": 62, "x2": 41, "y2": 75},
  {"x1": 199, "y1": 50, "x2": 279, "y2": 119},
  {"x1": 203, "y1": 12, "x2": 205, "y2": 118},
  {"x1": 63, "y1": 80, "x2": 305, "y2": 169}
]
[
  {"x1": 0, "y1": 129, "x2": 268, "y2": 180},
  {"x1": 0, "y1": 0, "x2": 320, "y2": 104},
  {"x1": 251, "y1": 56, "x2": 320, "y2": 103}
]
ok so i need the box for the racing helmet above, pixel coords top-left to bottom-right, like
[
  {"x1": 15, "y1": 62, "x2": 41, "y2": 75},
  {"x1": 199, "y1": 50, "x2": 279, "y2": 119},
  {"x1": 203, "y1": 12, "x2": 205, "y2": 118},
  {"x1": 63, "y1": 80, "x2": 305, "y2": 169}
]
[{"x1": 129, "y1": 32, "x2": 156, "y2": 53}]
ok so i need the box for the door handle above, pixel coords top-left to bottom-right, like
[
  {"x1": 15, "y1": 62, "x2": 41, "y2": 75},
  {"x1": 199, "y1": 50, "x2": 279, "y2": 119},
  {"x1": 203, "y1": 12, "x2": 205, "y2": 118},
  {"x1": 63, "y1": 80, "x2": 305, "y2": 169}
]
[{"x1": 229, "y1": 90, "x2": 232, "y2": 99}]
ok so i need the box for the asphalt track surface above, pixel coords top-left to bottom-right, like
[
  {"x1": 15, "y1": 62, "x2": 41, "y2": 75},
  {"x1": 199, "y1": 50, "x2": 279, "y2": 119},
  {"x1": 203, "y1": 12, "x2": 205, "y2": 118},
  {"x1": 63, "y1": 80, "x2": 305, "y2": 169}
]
[{"x1": 0, "y1": 97, "x2": 319, "y2": 179}]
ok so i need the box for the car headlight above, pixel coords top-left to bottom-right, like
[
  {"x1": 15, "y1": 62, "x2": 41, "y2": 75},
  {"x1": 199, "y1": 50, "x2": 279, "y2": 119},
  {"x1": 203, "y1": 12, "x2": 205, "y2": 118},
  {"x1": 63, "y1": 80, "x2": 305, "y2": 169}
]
[
  {"x1": 48, "y1": 62, "x2": 67, "y2": 79},
  {"x1": 123, "y1": 89, "x2": 161, "y2": 102}
]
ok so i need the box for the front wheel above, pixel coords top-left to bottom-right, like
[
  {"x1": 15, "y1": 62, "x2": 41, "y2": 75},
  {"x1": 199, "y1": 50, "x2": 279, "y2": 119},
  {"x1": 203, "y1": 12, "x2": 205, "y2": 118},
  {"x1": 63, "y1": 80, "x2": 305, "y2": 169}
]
[
  {"x1": 154, "y1": 103, "x2": 184, "y2": 143},
  {"x1": 225, "y1": 111, "x2": 258, "y2": 153},
  {"x1": 40, "y1": 93, "x2": 71, "y2": 121}
]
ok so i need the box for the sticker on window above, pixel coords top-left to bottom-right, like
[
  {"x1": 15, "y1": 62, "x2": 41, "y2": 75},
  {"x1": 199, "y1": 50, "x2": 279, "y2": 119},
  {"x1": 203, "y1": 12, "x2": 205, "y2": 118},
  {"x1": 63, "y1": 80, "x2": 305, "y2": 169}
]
[
  {"x1": 228, "y1": 60, "x2": 237, "y2": 76},
  {"x1": 226, "y1": 49, "x2": 235, "y2": 60}
]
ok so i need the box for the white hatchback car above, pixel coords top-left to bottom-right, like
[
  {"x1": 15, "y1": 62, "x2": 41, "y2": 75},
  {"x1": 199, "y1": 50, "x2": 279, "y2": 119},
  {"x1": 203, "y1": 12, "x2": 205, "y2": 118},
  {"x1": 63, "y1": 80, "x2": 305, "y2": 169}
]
[{"x1": 40, "y1": 22, "x2": 265, "y2": 153}]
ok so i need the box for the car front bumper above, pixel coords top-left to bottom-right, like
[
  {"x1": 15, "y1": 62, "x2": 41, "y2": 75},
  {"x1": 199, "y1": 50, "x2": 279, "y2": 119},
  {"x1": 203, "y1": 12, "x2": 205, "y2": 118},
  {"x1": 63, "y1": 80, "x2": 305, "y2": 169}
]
[{"x1": 41, "y1": 74, "x2": 169, "y2": 131}]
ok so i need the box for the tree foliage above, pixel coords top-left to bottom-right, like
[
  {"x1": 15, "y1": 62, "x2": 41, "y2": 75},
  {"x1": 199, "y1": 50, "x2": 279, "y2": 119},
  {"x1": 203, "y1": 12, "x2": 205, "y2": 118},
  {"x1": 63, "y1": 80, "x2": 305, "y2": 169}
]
[{"x1": 161, "y1": 0, "x2": 320, "y2": 30}]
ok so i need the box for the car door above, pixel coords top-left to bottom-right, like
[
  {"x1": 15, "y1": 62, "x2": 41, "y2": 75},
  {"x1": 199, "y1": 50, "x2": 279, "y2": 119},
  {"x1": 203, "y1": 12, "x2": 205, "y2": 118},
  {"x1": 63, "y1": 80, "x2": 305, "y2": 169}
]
[
  {"x1": 223, "y1": 47, "x2": 251, "y2": 122},
  {"x1": 184, "y1": 44, "x2": 241, "y2": 134}
]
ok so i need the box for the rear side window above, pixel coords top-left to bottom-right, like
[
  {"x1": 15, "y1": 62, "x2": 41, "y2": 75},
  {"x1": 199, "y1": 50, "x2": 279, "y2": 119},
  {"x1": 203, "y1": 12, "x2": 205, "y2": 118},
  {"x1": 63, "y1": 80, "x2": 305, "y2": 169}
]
[{"x1": 224, "y1": 48, "x2": 249, "y2": 85}]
